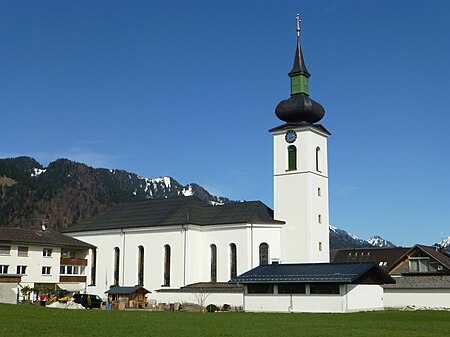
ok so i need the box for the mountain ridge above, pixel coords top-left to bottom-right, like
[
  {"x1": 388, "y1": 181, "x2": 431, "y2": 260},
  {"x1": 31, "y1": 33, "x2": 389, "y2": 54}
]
[{"x1": 0, "y1": 156, "x2": 231, "y2": 230}]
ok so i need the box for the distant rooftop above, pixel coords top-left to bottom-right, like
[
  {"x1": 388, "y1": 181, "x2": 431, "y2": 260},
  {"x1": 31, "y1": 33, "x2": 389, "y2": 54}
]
[
  {"x1": 332, "y1": 247, "x2": 410, "y2": 270},
  {"x1": 0, "y1": 227, "x2": 95, "y2": 249}
]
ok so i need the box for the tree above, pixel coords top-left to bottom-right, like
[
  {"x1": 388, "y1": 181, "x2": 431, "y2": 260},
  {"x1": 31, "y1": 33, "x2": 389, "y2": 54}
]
[
  {"x1": 193, "y1": 292, "x2": 210, "y2": 314},
  {"x1": 19, "y1": 285, "x2": 33, "y2": 304}
]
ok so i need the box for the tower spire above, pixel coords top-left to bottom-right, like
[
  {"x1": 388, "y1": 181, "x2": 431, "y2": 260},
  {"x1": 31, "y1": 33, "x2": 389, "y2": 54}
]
[
  {"x1": 275, "y1": 13, "x2": 325, "y2": 125},
  {"x1": 289, "y1": 13, "x2": 310, "y2": 91}
]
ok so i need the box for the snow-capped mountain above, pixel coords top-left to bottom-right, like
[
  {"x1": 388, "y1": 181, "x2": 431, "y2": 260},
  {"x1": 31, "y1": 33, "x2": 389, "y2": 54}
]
[
  {"x1": 436, "y1": 236, "x2": 450, "y2": 252},
  {"x1": 367, "y1": 235, "x2": 396, "y2": 248},
  {"x1": 329, "y1": 226, "x2": 396, "y2": 250}
]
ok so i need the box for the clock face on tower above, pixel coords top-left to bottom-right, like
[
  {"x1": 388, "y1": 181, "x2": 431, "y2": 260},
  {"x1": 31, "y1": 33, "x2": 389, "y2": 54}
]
[{"x1": 285, "y1": 130, "x2": 297, "y2": 143}]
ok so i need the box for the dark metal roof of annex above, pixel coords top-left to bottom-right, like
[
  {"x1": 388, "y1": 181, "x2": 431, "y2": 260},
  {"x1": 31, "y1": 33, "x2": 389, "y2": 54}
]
[
  {"x1": 231, "y1": 262, "x2": 395, "y2": 284},
  {"x1": 63, "y1": 196, "x2": 284, "y2": 233}
]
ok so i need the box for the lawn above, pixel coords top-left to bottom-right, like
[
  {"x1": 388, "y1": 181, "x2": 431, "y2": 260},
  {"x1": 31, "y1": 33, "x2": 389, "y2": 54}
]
[{"x1": 0, "y1": 304, "x2": 449, "y2": 337}]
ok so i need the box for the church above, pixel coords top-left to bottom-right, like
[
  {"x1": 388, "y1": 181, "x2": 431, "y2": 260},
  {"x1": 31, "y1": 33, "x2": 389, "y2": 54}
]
[{"x1": 63, "y1": 16, "x2": 392, "y2": 311}]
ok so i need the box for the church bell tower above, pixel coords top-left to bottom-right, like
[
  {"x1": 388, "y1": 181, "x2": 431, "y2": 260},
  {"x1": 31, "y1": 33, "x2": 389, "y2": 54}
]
[{"x1": 270, "y1": 14, "x2": 330, "y2": 263}]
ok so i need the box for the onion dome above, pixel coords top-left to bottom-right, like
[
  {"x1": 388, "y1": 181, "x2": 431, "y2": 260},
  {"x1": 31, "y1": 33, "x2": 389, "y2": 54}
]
[{"x1": 275, "y1": 14, "x2": 325, "y2": 124}]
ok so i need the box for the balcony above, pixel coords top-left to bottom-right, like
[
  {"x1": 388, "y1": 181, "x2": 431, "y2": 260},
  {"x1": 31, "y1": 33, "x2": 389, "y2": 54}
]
[{"x1": 60, "y1": 258, "x2": 88, "y2": 266}]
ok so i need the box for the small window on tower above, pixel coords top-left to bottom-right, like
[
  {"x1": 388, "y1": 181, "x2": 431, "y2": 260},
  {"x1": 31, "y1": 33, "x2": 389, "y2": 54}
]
[
  {"x1": 318, "y1": 214, "x2": 322, "y2": 223},
  {"x1": 318, "y1": 188, "x2": 321, "y2": 196},
  {"x1": 316, "y1": 147, "x2": 321, "y2": 172},
  {"x1": 319, "y1": 242, "x2": 323, "y2": 251}
]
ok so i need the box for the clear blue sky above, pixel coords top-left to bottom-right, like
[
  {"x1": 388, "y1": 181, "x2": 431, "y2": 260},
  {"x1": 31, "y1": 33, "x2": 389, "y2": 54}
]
[{"x1": 1, "y1": 1, "x2": 449, "y2": 247}]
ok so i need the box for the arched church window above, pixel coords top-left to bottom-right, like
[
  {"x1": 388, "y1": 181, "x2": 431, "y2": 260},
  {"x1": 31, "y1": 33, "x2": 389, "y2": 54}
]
[
  {"x1": 210, "y1": 244, "x2": 217, "y2": 282},
  {"x1": 113, "y1": 247, "x2": 120, "y2": 286},
  {"x1": 259, "y1": 243, "x2": 269, "y2": 266},
  {"x1": 230, "y1": 243, "x2": 237, "y2": 279},
  {"x1": 137, "y1": 245, "x2": 144, "y2": 286},
  {"x1": 316, "y1": 146, "x2": 321, "y2": 172},
  {"x1": 163, "y1": 245, "x2": 171, "y2": 286},
  {"x1": 288, "y1": 146, "x2": 297, "y2": 171},
  {"x1": 90, "y1": 249, "x2": 97, "y2": 286}
]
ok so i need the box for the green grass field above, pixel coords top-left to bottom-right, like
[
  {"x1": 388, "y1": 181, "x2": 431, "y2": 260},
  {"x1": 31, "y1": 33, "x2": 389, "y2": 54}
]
[{"x1": 0, "y1": 304, "x2": 449, "y2": 337}]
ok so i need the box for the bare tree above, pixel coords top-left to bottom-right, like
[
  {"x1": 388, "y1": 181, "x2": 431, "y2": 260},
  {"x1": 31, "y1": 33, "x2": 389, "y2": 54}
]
[{"x1": 193, "y1": 292, "x2": 210, "y2": 313}]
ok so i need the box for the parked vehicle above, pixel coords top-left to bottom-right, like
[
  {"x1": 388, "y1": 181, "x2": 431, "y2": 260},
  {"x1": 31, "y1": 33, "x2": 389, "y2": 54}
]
[
  {"x1": 49, "y1": 290, "x2": 69, "y2": 303},
  {"x1": 73, "y1": 294, "x2": 103, "y2": 309}
]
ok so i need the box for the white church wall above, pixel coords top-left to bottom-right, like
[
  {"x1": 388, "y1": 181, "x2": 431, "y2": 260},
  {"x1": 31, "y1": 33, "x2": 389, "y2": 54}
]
[
  {"x1": 71, "y1": 222, "x2": 282, "y2": 301},
  {"x1": 384, "y1": 288, "x2": 450, "y2": 309},
  {"x1": 251, "y1": 226, "x2": 282, "y2": 266}
]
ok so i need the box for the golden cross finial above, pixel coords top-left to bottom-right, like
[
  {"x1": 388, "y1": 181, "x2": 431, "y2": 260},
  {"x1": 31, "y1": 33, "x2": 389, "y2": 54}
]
[{"x1": 295, "y1": 13, "x2": 301, "y2": 37}]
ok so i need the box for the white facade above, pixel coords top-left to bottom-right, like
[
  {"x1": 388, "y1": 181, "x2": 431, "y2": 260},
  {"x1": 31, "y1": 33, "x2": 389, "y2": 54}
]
[
  {"x1": 71, "y1": 222, "x2": 282, "y2": 302},
  {"x1": 0, "y1": 244, "x2": 62, "y2": 287},
  {"x1": 272, "y1": 125, "x2": 330, "y2": 263},
  {"x1": 243, "y1": 284, "x2": 384, "y2": 313},
  {"x1": 0, "y1": 238, "x2": 90, "y2": 302}
]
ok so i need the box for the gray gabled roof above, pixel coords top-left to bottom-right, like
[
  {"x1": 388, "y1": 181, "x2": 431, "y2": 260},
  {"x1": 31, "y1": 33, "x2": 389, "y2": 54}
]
[
  {"x1": 63, "y1": 196, "x2": 283, "y2": 233},
  {"x1": 231, "y1": 262, "x2": 395, "y2": 284},
  {"x1": 105, "y1": 286, "x2": 149, "y2": 295},
  {"x1": 0, "y1": 227, "x2": 95, "y2": 249}
]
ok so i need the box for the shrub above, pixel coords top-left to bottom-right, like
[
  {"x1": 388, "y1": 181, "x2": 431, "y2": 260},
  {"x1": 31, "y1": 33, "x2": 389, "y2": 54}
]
[{"x1": 206, "y1": 304, "x2": 217, "y2": 313}]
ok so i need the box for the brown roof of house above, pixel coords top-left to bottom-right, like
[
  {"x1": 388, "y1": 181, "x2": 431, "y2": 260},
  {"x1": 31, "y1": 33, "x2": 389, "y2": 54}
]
[
  {"x1": 0, "y1": 227, "x2": 95, "y2": 249},
  {"x1": 331, "y1": 247, "x2": 410, "y2": 270},
  {"x1": 398, "y1": 245, "x2": 450, "y2": 271}
]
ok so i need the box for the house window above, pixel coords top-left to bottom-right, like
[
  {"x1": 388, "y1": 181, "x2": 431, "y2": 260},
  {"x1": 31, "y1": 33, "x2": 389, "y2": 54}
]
[
  {"x1": 43, "y1": 248, "x2": 53, "y2": 257},
  {"x1": 0, "y1": 245, "x2": 11, "y2": 255},
  {"x1": 210, "y1": 244, "x2": 217, "y2": 282},
  {"x1": 278, "y1": 283, "x2": 306, "y2": 294},
  {"x1": 18, "y1": 246, "x2": 28, "y2": 257},
  {"x1": 318, "y1": 214, "x2": 322, "y2": 223},
  {"x1": 114, "y1": 247, "x2": 120, "y2": 286},
  {"x1": 163, "y1": 245, "x2": 171, "y2": 286},
  {"x1": 319, "y1": 242, "x2": 323, "y2": 251},
  {"x1": 17, "y1": 265, "x2": 27, "y2": 274},
  {"x1": 230, "y1": 243, "x2": 237, "y2": 279},
  {"x1": 259, "y1": 243, "x2": 269, "y2": 266},
  {"x1": 310, "y1": 283, "x2": 340, "y2": 294},
  {"x1": 0, "y1": 265, "x2": 9, "y2": 274},
  {"x1": 42, "y1": 266, "x2": 51, "y2": 275},
  {"x1": 247, "y1": 284, "x2": 274, "y2": 294},
  {"x1": 60, "y1": 265, "x2": 85, "y2": 275},
  {"x1": 409, "y1": 251, "x2": 430, "y2": 273},
  {"x1": 138, "y1": 245, "x2": 144, "y2": 286},
  {"x1": 91, "y1": 249, "x2": 97, "y2": 286},
  {"x1": 318, "y1": 188, "x2": 321, "y2": 196},
  {"x1": 316, "y1": 147, "x2": 321, "y2": 172}
]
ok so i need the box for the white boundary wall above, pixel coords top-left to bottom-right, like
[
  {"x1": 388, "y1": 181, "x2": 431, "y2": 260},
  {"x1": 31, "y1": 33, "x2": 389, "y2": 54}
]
[
  {"x1": 243, "y1": 284, "x2": 384, "y2": 313},
  {"x1": 384, "y1": 288, "x2": 450, "y2": 308}
]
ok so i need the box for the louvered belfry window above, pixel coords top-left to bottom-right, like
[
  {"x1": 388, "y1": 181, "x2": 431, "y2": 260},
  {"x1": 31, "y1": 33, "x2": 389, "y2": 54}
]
[{"x1": 288, "y1": 145, "x2": 297, "y2": 171}]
